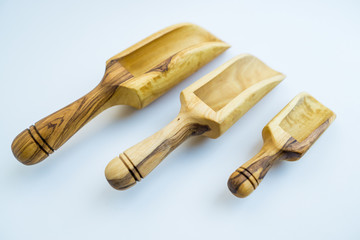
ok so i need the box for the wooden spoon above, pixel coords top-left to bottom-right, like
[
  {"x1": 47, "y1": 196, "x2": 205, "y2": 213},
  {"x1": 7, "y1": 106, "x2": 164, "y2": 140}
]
[
  {"x1": 11, "y1": 23, "x2": 229, "y2": 165},
  {"x1": 105, "y1": 54, "x2": 285, "y2": 190},
  {"x1": 228, "y1": 92, "x2": 336, "y2": 198}
]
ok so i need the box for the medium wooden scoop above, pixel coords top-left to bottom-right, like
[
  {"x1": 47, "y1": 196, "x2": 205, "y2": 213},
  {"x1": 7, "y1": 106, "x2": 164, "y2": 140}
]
[
  {"x1": 11, "y1": 23, "x2": 229, "y2": 165},
  {"x1": 228, "y1": 92, "x2": 336, "y2": 198},
  {"x1": 105, "y1": 54, "x2": 285, "y2": 190}
]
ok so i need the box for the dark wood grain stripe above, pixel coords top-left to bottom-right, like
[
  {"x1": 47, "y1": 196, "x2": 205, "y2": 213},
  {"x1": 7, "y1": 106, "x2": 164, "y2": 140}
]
[
  {"x1": 107, "y1": 177, "x2": 136, "y2": 190},
  {"x1": 236, "y1": 168, "x2": 256, "y2": 190},
  {"x1": 124, "y1": 152, "x2": 143, "y2": 179},
  {"x1": 283, "y1": 119, "x2": 331, "y2": 154},
  {"x1": 119, "y1": 155, "x2": 138, "y2": 182},
  {"x1": 136, "y1": 124, "x2": 210, "y2": 169},
  {"x1": 31, "y1": 125, "x2": 54, "y2": 153},
  {"x1": 27, "y1": 128, "x2": 49, "y2": 156},
  {"x1": 240, "y1": 166, "x2": 259, "y2": 186},
  {"x1": 146, "y1": 56, "x2": 173, "y2": 73}
]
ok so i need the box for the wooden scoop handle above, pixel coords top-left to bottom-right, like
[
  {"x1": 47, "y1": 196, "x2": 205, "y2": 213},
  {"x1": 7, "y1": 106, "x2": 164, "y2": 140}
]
[
  {"x1": 11, "y1": 84, "x2": 118, "y2": 165},
  {"x1": 105, "y1": 115, "x2": 209, "y2": 190},
  {"x1": 228, "y1": 146, "x2": 282, "y2": 198}
]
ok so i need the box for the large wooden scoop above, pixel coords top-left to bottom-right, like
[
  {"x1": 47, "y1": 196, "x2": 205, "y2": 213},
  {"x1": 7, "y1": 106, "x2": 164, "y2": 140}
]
[
  {"x1": 228, "y1": 92, "x2": 336, "y2": 198},
  {"x1": 105, "y1": 54, "x2": 285, "y2": 190},
  {"x1": 11, "y1": 23, "x2": 229, "y2": 165}
]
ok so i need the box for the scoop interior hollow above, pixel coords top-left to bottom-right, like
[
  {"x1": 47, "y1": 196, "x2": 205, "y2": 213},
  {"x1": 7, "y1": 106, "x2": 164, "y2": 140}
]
[
  {"x1": 279, "y1": 94, "x2": 334, "y2": 142},
  {"x1": 180, "y1": 54, "x2": 285, "y2": 139},
  {"x1": 194, "y1": 55, "x2": 282, "y2": 112},
  {"x1": 116, "y1": 24, "x2": 222, "y2": 77}
]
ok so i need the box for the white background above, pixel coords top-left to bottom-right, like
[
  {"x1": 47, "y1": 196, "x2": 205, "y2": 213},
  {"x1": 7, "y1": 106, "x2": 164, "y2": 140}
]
[{"x1": 1, "y1": 0, "x2": 359, "y2": 239}]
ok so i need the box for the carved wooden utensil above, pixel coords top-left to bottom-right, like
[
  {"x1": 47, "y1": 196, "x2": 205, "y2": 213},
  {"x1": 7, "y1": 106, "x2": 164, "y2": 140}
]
[
  {"x1": 12, "y1": 23, "x2": 230, "y2": 165},
  {"x1": 228, "y1": 92, "x2": 336, "y2": 198},
  {"x1": 105, "y1": 54, "x2": 285, "y2": 190}
]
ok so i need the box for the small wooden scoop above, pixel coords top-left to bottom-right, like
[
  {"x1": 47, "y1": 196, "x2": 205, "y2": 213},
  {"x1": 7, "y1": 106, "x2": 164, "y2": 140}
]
[
  {"x1": 228, "y1": 92, "x2": 336, "y2": 198},
  {"x1": 105, "y1": 54, "x2": 285, "y2": 190},
  {"x1": 11, "y1": 23, "x2": 229, "y2": 165}
]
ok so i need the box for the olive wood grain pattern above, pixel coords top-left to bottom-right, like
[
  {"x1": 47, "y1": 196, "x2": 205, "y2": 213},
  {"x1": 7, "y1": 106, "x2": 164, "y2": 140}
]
[
  {"x1": 105, "y1": 54, "x2": 285, "y2": 190},
  {"x1": 12, "y1": 23, "x2": 229, "y2": 165},
  {"x1": 228, "y1": 93, "x2": 336, "y2": 198}
]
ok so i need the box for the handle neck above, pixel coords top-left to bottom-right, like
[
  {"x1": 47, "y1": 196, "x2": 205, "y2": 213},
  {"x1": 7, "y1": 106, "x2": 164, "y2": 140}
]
[
  {"x1": 136, "y1": 115, "x2": 209, "y2": 172},
  {"x1": 241, "y1": 145, "x2": 281, "y2": 182}
]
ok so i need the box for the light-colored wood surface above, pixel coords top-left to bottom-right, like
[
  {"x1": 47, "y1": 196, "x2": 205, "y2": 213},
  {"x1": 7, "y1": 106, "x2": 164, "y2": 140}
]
[
  {"x1": 11, "y1": 23, "x2": 229, "y2": 165},
  {"x1": 4, "y1": 2, "x2": 357, "y2": 239},
  {"x1": 105, "y1": 54, "x2": 285, "y2": 190},
  {"x1": 228, "y1": 92, "x2": 336, "y2": 198}
]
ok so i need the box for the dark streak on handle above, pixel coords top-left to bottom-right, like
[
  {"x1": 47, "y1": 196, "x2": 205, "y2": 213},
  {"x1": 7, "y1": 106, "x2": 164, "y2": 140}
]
[
  {"x1": 12, "y1": 63, "x2": 133, "y2": 165},
  {"x1": 106, "y1": 121, "x2": 210, "y2": 190},
  {"x1": 136, "y1": 123, "x2": 210, "y2": 170},
  {"x1": 228, "y1": 151, "x2": 282, "y2": 195},
  {"x1": 228, "y1": 119, "x2": 333, "y2": 197}
]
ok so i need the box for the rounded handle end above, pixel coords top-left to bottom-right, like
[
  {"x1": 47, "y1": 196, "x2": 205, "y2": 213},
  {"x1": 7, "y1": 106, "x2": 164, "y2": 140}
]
[
  {"x1": 227, "y1": 168, "x2": 258, "y2": 198},
  {"x1": 105, "y1": 154, "x2": 141, "y2": 190},
  {"x1": 11, "y1": 128, "x2": 52, "y2": 165}
]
